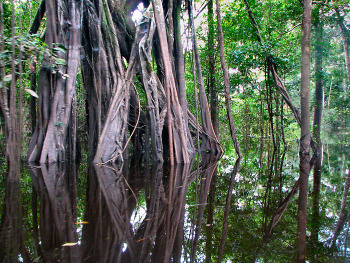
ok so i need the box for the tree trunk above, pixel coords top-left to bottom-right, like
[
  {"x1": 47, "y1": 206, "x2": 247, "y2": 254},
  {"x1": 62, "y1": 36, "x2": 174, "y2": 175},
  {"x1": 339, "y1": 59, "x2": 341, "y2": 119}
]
[
  {"x1": 27, "y1": 0, "x2": 82, "y2": 163},
  {"x1": 207, "y1": 0, "x2": 218, "y2": 136},
  {"x1": 28, "y1": 0, "x2": 221, "y2": 164},
  {"x1": 188, "y1": 0, "x2": 222, "y2": 156},
  {"x1": 152, "y1": 0, "x2": 192, "y2": 164},
  {"x1": 173, "y1": 0, "x2": 195, "y2": 156},
  {"x1": 335, "y1": 8, "x2": 350, "y2": 88},
  {"x1": 298, "y1": 0, "x2": 312, "y2": 261},
  {"x1": 311, "y1": 7, "x2": 324, "y2": 245},
  {"x1": 216, "y1": 0, "x2": 241, "y2": 157},
  {"x1": 0, "y1": 0, "x2": 21, "y2": 175}
]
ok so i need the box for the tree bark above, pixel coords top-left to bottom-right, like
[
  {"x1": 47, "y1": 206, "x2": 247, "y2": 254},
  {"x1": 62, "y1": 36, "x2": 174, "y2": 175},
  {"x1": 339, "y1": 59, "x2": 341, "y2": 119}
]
[
  {"x1": 152, "y1": 0, "x2": 191, "y2": 164},
  {"x1": 28, "y1": 0, "x2": 221, "y2": 164},
  {"x1": 311, "y1": 7, "x2": 324, "y2": 245},
  {"x1": 188, "y1": 0, "x2": 222, "y2": 156},
  {"x1": 216, "y1": 0, "x2": 241, "y2": 157},
  {"x1": 29, "y1": 0, "x2": 46, "y2": 34},
  {"x1": 27, "y1": 0, "x2": 82, "y2": 163},
  {"x1": 0, "y1": 0, "x2": 21, "y2": 176},
  {"x1": 335, "y1": 8, "x2": 350, "y2": 89},
  {"x1": 173, "y1": 0, "x2": 195, "y2": 156},
  {"x1": 298, "y1": 0, "x2": 312, "y2": 261},
  {"x1": 207, "y1": 0, "x2": 218, "y2": 136}
]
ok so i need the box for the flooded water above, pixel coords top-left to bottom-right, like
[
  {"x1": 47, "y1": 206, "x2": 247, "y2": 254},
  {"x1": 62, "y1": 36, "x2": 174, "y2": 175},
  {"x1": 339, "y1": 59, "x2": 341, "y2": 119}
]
[{"x1": 0, "y1": 154, "x2": 348, "y2": 262}]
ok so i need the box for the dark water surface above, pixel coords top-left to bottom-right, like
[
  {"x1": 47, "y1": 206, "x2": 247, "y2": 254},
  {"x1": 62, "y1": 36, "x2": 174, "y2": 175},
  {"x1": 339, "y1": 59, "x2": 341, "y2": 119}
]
[{"x1": 0, "y1": 155, "x2": 348, "y2": 262}]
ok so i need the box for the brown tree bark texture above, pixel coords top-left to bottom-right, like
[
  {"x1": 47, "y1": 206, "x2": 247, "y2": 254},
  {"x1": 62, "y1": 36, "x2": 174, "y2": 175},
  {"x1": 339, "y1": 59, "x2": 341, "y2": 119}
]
[
  {"x1": 335, "y1": 8, "x2": 350, "y2": 88},
  {"x1": 311, "y1": 8, "x2": 324, "y2": 245},
  {"x1": 188, "y1": 0, "x2": 222, "y2": 156},
  {"x1": 27, "y1": 0, "x2": 221, "y2": 165},
  {"x1": 152, "y1": 0, "x2": 191, "y2": 164},
  {"x1": 216, "y1": 0, "x2": 241, "y2": 157},
  {"x1": 298, "y1": 0, "x2": 312, "y2": 261},
  {"x1": 28, "y1": 0, "x2": 81, "y2": 163}
]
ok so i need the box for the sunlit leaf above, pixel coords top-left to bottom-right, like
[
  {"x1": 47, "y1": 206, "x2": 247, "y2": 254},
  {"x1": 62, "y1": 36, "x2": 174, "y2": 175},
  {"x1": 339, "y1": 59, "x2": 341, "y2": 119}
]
[
  {"x1": 61, "y1": 73, "x2": 69, "y2": 79},
  {"x1": 75, "y1": 221, "x2": 89, "y2": 225},
  {"x1": 62, "y1": 242, "x2": 78, "y2": 246},
  {"x1": 33, "y1": 257, "x2": 41, "y2": 262},
  {"x1": 3, "y1": 74, "x2": 12, "y2": 82},
  {"x1": 25, "y1": 89, "x2": 39, "y2": 98}
]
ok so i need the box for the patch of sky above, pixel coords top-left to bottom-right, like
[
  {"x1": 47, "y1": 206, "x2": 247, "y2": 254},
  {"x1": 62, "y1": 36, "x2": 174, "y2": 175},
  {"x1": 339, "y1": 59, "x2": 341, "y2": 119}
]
[
  {"x1": 130, "y1": 191, "x2": 147, "y2": 232},
  {"x1": 132, "y1": 3, "x2": 144, "y2": 24}
]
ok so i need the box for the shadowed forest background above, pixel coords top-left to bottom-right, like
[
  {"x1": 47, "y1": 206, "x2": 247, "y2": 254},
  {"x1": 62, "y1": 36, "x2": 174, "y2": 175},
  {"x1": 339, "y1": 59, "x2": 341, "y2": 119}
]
[{"x1": 0, "y1": 0, "x2": 350, "y2": 262}]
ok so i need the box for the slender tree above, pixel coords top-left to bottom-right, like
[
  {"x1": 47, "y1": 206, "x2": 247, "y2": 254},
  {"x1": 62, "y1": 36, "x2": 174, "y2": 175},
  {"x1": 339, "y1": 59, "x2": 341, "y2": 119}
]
[
  {"x1": 334, "y1": 7, "x2": 350, "y2": 88},
  {"x1": 217, "y1": 0, "x2": 241, "y2": 157},
  {"x1": 188, "y1": 0, "x2": 222, "y2": 156},
  {"x1": 298, "y1": 0, "x2": 312, "y2": 261},
  {"x1": 311, "y1": 5, "x2": 324, "y2": 246},
  {"x1": 207, "y1": 0, "x2": 218, "y2": 136}
]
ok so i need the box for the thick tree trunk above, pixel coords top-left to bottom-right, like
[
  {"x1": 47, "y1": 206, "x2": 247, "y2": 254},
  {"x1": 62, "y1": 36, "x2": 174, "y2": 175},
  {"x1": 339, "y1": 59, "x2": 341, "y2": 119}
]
[
  {"x1": 82, "y1": 0, "x2": 107, "y2": 162},
  {"x1": 82, "y1": 0, "x2": 137, "y2": 164},
  {"x1": 27, "y1": 0, "x2": 82, "y2": 163},
  {"x1": 298, "y1": 0, "x2": 312, "y2": 261},
  {"x1": 29, "y1": 0, "x2": 220, "y2": 164},
  {"x1": 139, "y1": 19, "x2": 165, "y2": 163}
]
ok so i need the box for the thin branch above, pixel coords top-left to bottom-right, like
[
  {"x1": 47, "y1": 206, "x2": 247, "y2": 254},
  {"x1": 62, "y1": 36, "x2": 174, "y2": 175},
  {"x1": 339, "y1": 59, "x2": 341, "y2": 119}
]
[
  {"x1": 29, "y1": 0, "x2": 46, "y2": 34},
  {"x1": 279, "y1": 23, "x2": 302, "y2": 37}
]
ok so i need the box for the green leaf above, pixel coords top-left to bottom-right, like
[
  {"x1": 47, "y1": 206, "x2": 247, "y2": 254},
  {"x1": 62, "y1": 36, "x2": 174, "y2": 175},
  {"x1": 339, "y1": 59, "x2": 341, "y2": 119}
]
[{"x1": 55, "y1": 58, "x2": 66, "y2": 65}]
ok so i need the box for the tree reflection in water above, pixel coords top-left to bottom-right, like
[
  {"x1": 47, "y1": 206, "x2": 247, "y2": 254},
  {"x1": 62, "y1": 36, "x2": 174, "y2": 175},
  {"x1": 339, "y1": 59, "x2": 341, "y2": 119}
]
[
  {"x1": 0, "y1": 170, "x2": 30, "y2": 262},
  {"x1": 28, "y1": 163, "x2": 80, "y2": 262},
  {"x1": 0, "y1": 154, "x2": 349, "y2": 262},
  {"x1": 82, "y1": 157, "x2": 201, "y2": 262}
]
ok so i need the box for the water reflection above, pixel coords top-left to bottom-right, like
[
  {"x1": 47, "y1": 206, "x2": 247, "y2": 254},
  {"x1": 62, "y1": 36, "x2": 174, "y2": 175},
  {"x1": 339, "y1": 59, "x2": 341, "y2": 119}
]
[
  {"x1": 0, "y1": 171, "x2": 31, "y2": 262},
  {"x1": 0, "y1": 155, "x2": 348, "y2": 262},
  {"x1": 29, "y1": 163, "x2": 80, "y2": 262},
  {"x1": 82, "y1": 160, "x2": 196, "y2": 262}
]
